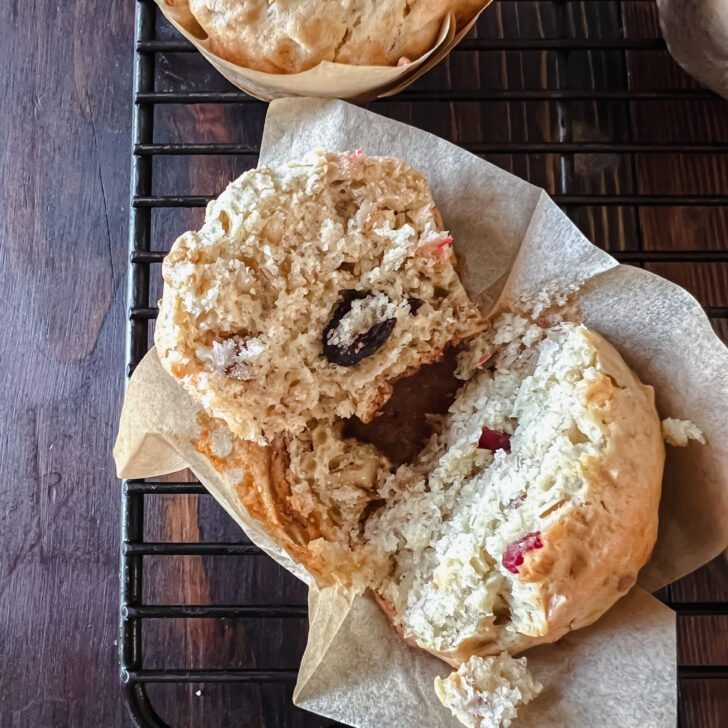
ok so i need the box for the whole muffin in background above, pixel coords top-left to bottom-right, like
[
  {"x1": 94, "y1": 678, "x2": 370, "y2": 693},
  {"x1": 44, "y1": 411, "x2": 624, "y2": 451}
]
[
  {"x1": 184, "y1": 0, "x2": 485, "y2": 73},
  {"x1": 155, "y1": 150, "x2": 484, "y2": 445}
]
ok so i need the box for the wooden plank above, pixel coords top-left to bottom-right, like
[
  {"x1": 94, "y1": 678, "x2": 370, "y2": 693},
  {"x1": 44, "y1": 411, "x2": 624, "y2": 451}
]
[
  {"x1": 639, "y1": 207, "x2": 728, "y2": 251},
  {"x1": 679, "y1": 679, "x2": 728, "y2": 728},
  {"x1": 678, "y1": 616, "x2": 728, "y2": 665},
  {"x1": 670, "y1": 556, "x2": 728, "y2": 603},
  {"x1": 636, "y1": 153, "x2": 728, "y2": 195},
  {"x1": 710, "y1": 317, "x2": 728, "y2": 344},
  {"x1": 561, "y1": 2, "x2": 639, "y2": 251},
  {"x1": 643, "y1": 262, "x2": 728, "y2": 306},
  {"x1": 621, "y1": 0, "x2": 661, "y2": 38},
  {"x1": 0, "y1": 1, "x2": 134, "y2": 726}
]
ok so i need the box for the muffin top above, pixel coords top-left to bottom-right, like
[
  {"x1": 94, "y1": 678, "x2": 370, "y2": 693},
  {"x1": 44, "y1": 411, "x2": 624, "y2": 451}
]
[{"x1": 184, "y1": 0, "x2": 484, "y2": 73}]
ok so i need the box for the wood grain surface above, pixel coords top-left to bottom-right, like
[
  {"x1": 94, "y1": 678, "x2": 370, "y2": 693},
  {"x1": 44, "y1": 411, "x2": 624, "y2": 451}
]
[
  {"x1": 1, "y1": 1, "x2": 727, "y2": 727},
  {"x1": 0, "y1": 1, "x2": 134, "y2": 726}
]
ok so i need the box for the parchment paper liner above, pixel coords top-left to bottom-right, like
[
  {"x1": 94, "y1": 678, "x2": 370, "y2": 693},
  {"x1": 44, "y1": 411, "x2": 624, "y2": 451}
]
[
  {"x1": 114, "y1": 99, "x2": 728, "y2": 727},
  {"x1": 155, "y1": 0, "x2": 492, "y2": 103}
]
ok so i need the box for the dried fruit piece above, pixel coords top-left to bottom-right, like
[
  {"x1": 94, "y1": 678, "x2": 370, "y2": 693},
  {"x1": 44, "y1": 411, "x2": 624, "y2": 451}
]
[
  {"x1": 407, "y1": 297, "x2": 423, "y2": 316},
  {"x1": 478, "y1": 426, "x2": 511, "y2": 453},
  {"x1": 322, "y1": 290, "x2": 397, "y2": 367},
  {"x1": 503, "y1": 532, "x2": 543, "y2": 574},
  {"x1": 420, "y1": 234, "x2": 454, "y2": 257}
]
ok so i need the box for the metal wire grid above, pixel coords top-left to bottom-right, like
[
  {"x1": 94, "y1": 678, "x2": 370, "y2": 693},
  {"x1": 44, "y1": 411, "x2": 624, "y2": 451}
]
[{"x1": 121, "y1": 1, "x2": 728, "y2": 725}]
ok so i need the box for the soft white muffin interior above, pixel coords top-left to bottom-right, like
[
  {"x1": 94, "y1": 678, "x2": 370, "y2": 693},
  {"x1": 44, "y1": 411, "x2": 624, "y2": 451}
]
[{"x1": 362, "y1": 312, "x2": 662, "y2": 657}]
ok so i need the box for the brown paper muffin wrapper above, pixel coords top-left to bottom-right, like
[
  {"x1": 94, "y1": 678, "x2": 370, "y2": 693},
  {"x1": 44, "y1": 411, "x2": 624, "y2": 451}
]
[
  {"x1": 155, "y1": 0, "x2": 492, "y2": 103},
  {"x1": 114, "y1": 99, "x2": 728, "y2": 727}
]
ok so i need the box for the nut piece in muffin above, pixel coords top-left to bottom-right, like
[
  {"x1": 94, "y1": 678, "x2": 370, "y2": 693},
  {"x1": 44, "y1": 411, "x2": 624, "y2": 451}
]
[
  {"x1": 184, "y1": 0, "x2": 486, "y2": 73},
  {"x1": 155, "y1": 150, "x2": 483, "y2": 445}
]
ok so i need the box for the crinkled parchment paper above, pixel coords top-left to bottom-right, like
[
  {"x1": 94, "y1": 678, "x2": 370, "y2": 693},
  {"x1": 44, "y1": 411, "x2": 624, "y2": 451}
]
[
  {"x1": 155, "y1": 0, "x2": 491, "y2": 103},
  {"x1": 114, "y1": 99, "x2": 728, "y2": 727}
]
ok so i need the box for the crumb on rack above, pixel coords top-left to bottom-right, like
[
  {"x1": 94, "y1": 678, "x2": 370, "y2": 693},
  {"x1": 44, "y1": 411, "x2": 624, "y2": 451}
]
[
  {"x1": 434, "y1": 653, "x2": 542, "y2": 728},
  {"x1": 661, "y1": 417, "x2": 705, "y2": 447}
]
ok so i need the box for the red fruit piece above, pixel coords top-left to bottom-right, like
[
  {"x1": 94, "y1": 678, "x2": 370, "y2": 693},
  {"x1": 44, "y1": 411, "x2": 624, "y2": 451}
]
[
  {"x1": 502, "y1": 532, "x2": 543, "y2": 574},
  {"x1": 476, "y1": 352, "x2": 491, "y2": 369},
  {"x1": 478, "y1": 426, "x2": 511, "y2": 453}
]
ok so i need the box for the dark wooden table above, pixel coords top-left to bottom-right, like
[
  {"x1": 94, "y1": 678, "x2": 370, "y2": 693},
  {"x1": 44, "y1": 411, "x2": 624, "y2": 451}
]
[{"x1": 2, "y1": 1, "x2": 727, "y2": 727}]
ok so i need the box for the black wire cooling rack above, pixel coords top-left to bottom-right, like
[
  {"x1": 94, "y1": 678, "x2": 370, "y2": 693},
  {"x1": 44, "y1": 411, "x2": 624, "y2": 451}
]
[{"x1": 121, "y1": 1, "x2": 728, "y2": 725}]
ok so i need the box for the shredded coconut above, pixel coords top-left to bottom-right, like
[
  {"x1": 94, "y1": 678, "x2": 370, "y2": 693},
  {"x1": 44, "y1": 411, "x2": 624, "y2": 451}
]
[
  {"x1": 209, "y1": 428, "x2": 233, "y2": 458},
  {"x1": 518, "y1": 281, "x2": 581, "y2": 318},
  {"x1": 198, "y1": 336, "x2": 265, "y2": 379},
  {"x1": 374, "y1": 224, "x2": 416, "y2": 271},
  {"x1": 435, "y1": 653, "x2": 542, "y2": 728}
]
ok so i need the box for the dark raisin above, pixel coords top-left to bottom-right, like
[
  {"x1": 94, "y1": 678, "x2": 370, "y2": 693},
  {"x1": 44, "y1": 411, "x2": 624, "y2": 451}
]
[
  {"x1": 322, "y1": 290, "x2": 396, "y2": 367},
  {"x1": 407, "y1": 297, "x2": 423, "y2": 316}
]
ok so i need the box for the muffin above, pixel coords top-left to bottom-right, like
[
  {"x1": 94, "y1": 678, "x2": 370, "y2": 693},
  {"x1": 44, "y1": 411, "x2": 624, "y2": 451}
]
[
  {"x1": 183, "y1": 309, "x2": 665, "y2": 663},
  {"x1": 182, "y1": 0, "x2": 486, "y2": 73},
  {"x1": 155, "y1": 150, "x2": 484, "y2": 445},
  {"x1": 367, "y1": 314, "x2": 665, "y2": 663}
]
